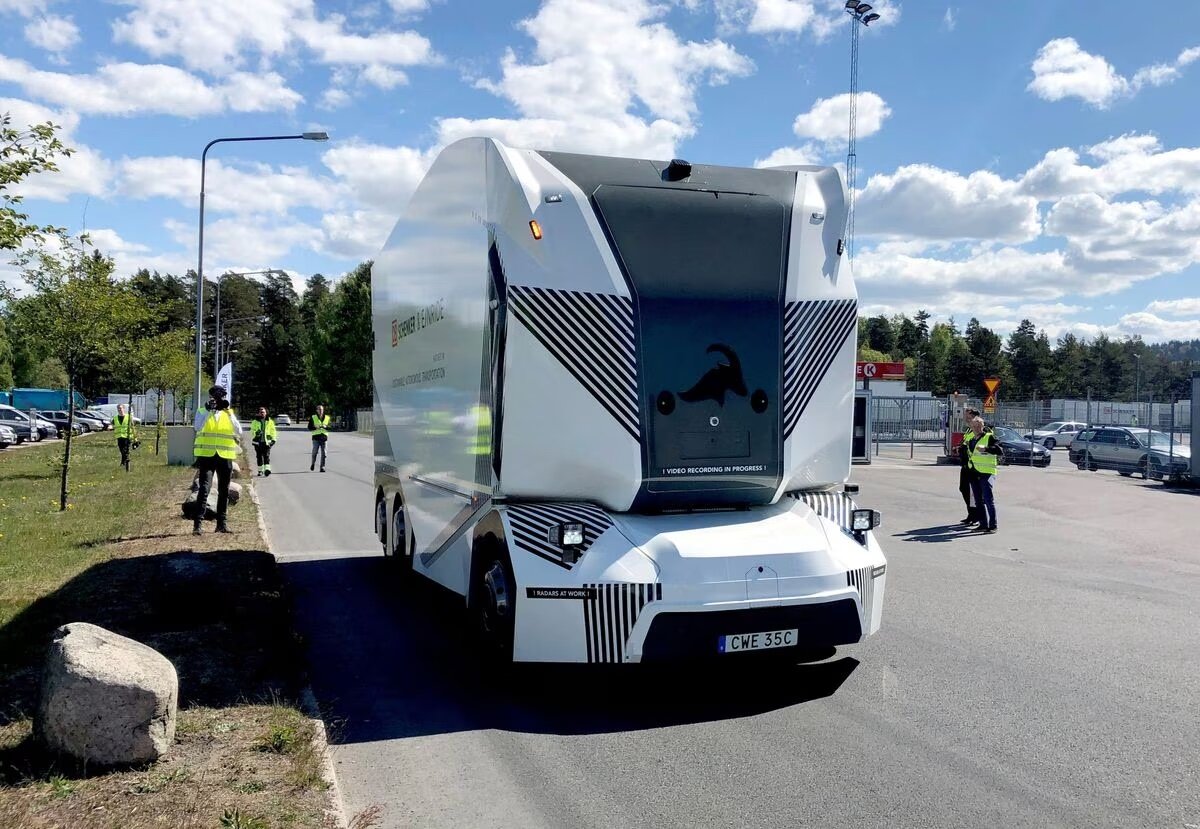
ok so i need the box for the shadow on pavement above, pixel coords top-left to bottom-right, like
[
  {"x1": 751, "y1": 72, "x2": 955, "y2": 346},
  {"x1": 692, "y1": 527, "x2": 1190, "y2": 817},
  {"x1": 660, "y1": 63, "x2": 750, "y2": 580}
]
[
  {"x1": 894, "y1": 523, "x2": 980, "y2": 543},
  {"x1": 281, "y1": 555, "x2": 859, "y2": 743}
]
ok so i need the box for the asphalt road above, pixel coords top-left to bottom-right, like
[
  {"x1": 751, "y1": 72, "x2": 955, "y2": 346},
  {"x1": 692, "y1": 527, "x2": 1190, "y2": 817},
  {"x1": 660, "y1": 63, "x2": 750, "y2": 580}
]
[{"x1": 256, "y1": 428, "x2": 1200, "y2": 829}]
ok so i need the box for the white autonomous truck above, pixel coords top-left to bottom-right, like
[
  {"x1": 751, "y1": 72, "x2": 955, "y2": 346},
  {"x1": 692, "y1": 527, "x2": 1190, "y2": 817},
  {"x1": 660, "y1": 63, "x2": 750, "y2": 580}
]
[{"x1": 371, "y1": 138, "x2": 886, "y2": 663}]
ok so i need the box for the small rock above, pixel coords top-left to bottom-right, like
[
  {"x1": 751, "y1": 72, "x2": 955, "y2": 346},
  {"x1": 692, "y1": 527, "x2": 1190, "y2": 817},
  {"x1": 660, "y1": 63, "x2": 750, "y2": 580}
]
[
  {"x1": 231, "y1": 461, "x2": 242, "y2": 480},
  {"x1": 227, "y1": 481, "x2": 241, "y2": 505},
  {"x1": 37, "y1": 623, "x2": 178, "y2": 766}
]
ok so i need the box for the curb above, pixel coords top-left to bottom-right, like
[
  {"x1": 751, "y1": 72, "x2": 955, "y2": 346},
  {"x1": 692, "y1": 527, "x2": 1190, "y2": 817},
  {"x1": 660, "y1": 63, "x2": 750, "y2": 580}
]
[{"x1": 245, "y1": 466, "x2": 348, "y2": 829}]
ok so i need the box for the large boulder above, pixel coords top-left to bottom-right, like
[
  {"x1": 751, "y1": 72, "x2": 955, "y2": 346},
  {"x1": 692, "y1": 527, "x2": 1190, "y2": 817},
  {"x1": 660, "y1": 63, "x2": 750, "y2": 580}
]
[{"x1": 37, "y1": 623, "x2": 178, "y2": 766}]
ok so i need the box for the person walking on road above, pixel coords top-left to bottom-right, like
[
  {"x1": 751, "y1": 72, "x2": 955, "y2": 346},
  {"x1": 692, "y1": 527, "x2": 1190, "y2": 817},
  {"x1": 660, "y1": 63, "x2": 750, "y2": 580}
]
[
  {"x1": 309, "y1": 404, "x2": 331, "y2": 472},
  {"x1": 966, "y1": 415, "x2": 1002, "y2": 534},
  {"x1": 193, "y1": 384, "x2": 242, "y2": 535},
  {"x1": 250, "y1": 406, "x2": 277, "y2": 476},
  {"x1": 958, "y1": 408, "x2": 982, "y2": 526},
  {"x1": 113, "y1": 404, "x2": 137, "y2": 472}
]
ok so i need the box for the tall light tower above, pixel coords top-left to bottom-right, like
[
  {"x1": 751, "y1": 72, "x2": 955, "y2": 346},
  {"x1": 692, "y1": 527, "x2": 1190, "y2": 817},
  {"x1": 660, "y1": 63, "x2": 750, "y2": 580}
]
[{"x1": 844, "y1": 1, "x2": 881, "y2": 260}]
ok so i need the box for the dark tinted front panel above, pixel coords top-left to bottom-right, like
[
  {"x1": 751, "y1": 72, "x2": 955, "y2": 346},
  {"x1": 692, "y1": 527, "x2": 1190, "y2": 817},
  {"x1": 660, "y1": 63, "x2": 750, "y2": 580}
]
[{"x1": 593, "y1": 185, "x2": 789, "y2": 509}]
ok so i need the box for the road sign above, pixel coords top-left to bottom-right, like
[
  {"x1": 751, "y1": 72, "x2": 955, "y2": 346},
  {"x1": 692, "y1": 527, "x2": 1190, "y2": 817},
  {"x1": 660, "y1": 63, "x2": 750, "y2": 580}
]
[
  {"x1": 983, "y1": 376, "x2": 999, "y2": 413},
  {"x1": 856, "y1": 361, "x2": 906, "y2": 380}
]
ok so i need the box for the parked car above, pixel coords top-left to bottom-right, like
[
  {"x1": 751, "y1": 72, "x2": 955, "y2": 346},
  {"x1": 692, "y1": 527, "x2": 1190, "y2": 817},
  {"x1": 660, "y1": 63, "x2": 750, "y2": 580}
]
[
  {"x1": 0, "y1": 405, "x2": 42, "y2": 443},
  {"x1": 76, "y1": 410, "x2": 114, "y2": 430},
  {"x1": 1025, "y1": 420, "x2": 1087, "y2": 449},
  {"x1": 1071, "y1": 427, "x2": 1190, "y2": 480},
  {"x1": 992, "y1": 426, "x2": 1052, "y2": 467},
  {"x1": 38, "y1": 411, "x2": 86, "y2": 438},
  {"x1": 275, "y1": 414, "x2": 292, "y2": 426},
  {"x1": 0, "y1": 424, "x2": 16, "y2": 448}
]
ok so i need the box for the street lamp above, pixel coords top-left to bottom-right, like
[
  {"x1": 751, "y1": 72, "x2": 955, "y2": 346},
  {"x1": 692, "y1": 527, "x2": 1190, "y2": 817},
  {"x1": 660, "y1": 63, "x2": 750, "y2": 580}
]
[
  {"x1": 1134, "y1": 354, "x2": 1142, "y2": 425},
  {"x1": 215, "y1": 315, "x2": 262, "y2": 375},
  {"x1": 214, "y1": 269, "x2": 287, "y2": 375},
  {"x1": 193, "y1": 131, "x2": 329, "y2": 411}
]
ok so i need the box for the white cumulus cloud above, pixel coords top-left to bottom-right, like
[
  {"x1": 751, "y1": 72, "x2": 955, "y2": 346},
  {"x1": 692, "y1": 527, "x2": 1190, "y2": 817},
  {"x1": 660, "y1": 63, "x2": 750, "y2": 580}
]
[
  {"x1": 0, "y1": 56, "x2": 302, "y2": 116},
  {"x1": 24, "y1": 14, "x2": 80, "y2": 55},
  {"x1": 792, "y1": 92, "x2": 890, "y2": 144},
  {"x1": 1028, "y1": 38, "x2": 1200, "y2": 108}
]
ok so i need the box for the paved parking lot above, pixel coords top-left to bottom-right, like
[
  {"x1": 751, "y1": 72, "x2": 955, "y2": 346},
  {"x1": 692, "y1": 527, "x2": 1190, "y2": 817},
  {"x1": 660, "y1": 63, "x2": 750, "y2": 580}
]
[{"x1": 261, "y1": 431, "x2": 1200, "y2": 828}]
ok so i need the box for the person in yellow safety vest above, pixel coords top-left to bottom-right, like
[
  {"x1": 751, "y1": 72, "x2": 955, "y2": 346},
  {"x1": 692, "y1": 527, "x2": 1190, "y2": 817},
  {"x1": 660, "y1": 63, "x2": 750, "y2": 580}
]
[
  {"x1": 309, "y1": 404, "x2": 331, "y2": 472},
  {"x1": 112, "y1": 403, "x2": 137, "y2": 472},
  {"x1": 957, "y1": 407, "x2": 981, "y2": 526},
  {"x1": 469, "y1": 404, "x2": 491, "y2": 456},
  {"x1": 965, "y1": 415, "x2": 1002, "y2": 534},
  {"x1": 250, "y1": 406, "x2": 277, "y2": 477},
  {"x1": 192, "y1": 384, "x2": 242, "y2": 535}
]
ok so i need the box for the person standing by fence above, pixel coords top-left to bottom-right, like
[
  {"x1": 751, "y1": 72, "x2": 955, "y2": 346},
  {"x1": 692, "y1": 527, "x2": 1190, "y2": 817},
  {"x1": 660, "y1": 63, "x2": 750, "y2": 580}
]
[
  {"x1": 250, "y1": 407, "x2": 277, "y2": 476},
  {"x1": 309, "y1": 404, "x2": 330, "y2": 472},
  {"x1": 113, "y1": 404, "x2": 137, "y2": 472},
  {"x1": 967, "y1": 415, "x2": 1002, "y2": 534},
  {"x1": 958, "y1": 407, "x2": 981, "y2": 525}
]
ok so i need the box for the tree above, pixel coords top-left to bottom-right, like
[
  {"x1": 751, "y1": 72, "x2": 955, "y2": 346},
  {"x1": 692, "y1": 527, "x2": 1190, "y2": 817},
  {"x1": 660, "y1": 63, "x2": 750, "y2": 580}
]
[
  {"x1": 1, "y1": 114, "x2": 72, "y2": 251},
  {"x1": 860, "y1": 315, "x2": 896, "y2": 356},
  {"x1": 1006, "y1": 319, "x2": 1051, "y2": 399},
  {"x1": 5, "y1": 238, "x2": 149, "y2": 510},
  {"x1": 309, "y1": 263, "x2": 372, "y2": 415},
  {"x1": 0, "y1": 315, "x2": 13, "y2": 388},
  {"x1": 241, "y1": 271, "x2": 306, "y2": 415}
]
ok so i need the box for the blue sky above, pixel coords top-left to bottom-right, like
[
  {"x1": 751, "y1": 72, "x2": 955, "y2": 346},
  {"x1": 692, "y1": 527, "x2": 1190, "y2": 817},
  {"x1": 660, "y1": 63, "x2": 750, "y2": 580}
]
[{"x1": 2, "y1": 0, "x2": 1199, "y2": 342}]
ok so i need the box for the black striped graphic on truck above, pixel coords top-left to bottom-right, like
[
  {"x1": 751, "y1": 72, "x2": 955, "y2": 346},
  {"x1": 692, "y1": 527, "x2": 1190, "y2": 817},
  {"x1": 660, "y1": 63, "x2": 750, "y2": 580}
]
[{"x1": 583, "y1": 582, "x2": 662, "y2": 664}]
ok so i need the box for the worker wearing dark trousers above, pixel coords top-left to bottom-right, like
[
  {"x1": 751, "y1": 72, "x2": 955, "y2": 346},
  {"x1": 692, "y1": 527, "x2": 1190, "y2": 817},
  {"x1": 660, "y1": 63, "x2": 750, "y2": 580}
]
[
  {"x1": 250, "y1": 407, "x2": 277, "y2": 476},
  {"x1": 112, "y1": 404, "x2": 136, "y2": 472},
  {"x1": 966, "y1": 417, "x2": 1002, "y2": 534},
  {"x1": 193, "y1": 385, "x2": 242, "y2": 534},
  {"x1": 309, "y1": 404, "x2": 330, "y2": 472},
  {"x1": 958, "y1": 407, "x2": 981, "y2": 525}
]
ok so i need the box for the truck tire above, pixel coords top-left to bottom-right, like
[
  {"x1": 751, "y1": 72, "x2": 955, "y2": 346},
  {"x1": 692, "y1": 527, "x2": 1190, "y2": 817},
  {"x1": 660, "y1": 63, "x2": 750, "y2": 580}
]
[
  {"x1": 390, "y1": 498, "x2": 413, "y2": 579},
  {"x1": 471, "y1": 540, "x2": 515, "y2": 664},
  {"x1": 375, "y1": 494, "x2": 388, "y2": 551}
]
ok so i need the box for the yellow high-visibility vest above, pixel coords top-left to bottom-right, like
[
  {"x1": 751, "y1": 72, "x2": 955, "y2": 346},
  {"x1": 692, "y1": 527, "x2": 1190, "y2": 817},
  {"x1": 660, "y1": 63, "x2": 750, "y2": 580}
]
[
  {"x1": 251, "y1": 418, "x2": 277, "y2": 443},
  {"x1": 113, "y1": 414, "x2": 136, "y2": 440},
  {"x1": 194, "y1": 409, "x2": 238, "y2": 460},
  {"x1": 970, "y1": 432, "x2": 998, "y2": 475},
  {"x1": 310, "y1": 414, "x2": 330, "y2": 436}
]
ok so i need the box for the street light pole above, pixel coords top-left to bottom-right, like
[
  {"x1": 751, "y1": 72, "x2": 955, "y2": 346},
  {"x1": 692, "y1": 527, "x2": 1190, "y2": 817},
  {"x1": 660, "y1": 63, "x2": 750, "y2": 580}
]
[{"x1": 194, "y1": 132, "x2": 329, "y2": 412}]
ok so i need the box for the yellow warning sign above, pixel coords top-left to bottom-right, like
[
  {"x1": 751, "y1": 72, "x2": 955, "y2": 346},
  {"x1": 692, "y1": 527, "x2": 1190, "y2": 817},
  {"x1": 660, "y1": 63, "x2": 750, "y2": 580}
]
[{"x1": 983, "y1": 377, "x2": 1001, "y2": 394}]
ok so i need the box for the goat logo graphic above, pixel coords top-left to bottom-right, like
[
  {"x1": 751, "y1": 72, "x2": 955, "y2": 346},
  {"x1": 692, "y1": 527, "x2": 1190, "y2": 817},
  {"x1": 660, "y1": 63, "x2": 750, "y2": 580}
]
[{"x1": 679, "y1": 344, "x2": 747, "y2": 407}]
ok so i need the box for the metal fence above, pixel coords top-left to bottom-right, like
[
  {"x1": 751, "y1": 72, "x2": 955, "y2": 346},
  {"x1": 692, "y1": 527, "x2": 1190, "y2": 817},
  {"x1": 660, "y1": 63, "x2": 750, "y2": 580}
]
[{"x1": 869, "y1": 394, "x2": 1193, "y2": 459}]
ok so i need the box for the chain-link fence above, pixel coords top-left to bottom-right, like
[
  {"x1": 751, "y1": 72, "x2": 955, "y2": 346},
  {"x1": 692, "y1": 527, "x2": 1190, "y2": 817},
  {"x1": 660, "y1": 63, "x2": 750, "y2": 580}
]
[
  {"x1": 355, "y1": 407, "x2": 373, "y2": 434},
  {"x1": 868, "y1": 393, "x2": 1194, "y2": 460}
]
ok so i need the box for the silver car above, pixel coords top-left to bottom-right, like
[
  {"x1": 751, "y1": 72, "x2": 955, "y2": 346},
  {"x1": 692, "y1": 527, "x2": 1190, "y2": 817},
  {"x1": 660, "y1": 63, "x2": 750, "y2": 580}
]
[
  {"x1": 0, "y1": 423, "x2": 16, "y2": 448},
  {"x1": 1073, "y1": 427, "x2": 1191, "y2": 480},
  {"x1": 1026, "y1": 420, "x2": 1087, "y2": 449}
]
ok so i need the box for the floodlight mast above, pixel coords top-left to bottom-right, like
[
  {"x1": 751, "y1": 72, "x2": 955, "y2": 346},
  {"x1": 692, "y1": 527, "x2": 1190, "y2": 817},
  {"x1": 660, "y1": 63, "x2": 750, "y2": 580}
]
[{"x1": 844, "y1": 0, "x2": 881, "y2": 261}]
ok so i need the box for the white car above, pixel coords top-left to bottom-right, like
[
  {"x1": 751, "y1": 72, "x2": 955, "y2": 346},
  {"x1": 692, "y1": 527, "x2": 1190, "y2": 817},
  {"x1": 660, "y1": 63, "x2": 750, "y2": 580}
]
[
  {"x1": 0, "y1": 424, "x2": 16, "y2": 448},
  {"x1": 1026, "y1": 421, "x2": 1087, "y2": 449},
  {"x1": 275, "y1": 414, "x2": 292, "y2": 426}
]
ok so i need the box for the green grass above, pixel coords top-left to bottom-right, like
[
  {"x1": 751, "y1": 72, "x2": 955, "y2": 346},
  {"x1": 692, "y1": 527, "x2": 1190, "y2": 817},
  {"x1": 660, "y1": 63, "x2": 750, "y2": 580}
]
[{"x1": 0, "y1": 434, "x2": 188, "y2": 632}]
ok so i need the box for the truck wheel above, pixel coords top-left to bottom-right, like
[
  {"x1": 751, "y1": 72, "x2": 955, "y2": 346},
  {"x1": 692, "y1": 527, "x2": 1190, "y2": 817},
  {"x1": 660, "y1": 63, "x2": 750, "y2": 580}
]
[
  {"x1": 472, "y1": 543, "x2": 515, "y2": 663},
  {"x1": 390, "y1": 499, "x2": 413, "y2": 579},
  {"x1": 375, "y1": 496, "x2": 388, "y2": 551}
]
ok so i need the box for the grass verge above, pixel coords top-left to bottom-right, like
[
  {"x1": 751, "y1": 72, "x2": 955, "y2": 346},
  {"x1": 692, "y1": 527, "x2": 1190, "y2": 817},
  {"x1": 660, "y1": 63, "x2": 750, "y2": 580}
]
[{"x1": 0, "y1": 435, "x2": 333, "y2": 829}]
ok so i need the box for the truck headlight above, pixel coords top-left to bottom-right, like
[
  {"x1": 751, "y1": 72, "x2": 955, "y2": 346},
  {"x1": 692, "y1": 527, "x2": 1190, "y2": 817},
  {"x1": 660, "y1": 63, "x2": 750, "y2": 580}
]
[
  {"x1": 851, "y1": 509, "x2": 880, "y2": 531},
  {"x1": 547, "y1": 522, "x2": 585, "y2": 548}
]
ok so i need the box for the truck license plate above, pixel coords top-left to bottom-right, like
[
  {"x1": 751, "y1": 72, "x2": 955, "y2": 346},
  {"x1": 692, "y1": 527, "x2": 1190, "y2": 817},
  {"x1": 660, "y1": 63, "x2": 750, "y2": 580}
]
[{"x1": 718, "y1": 629, "x2": 797, "y2": 653}]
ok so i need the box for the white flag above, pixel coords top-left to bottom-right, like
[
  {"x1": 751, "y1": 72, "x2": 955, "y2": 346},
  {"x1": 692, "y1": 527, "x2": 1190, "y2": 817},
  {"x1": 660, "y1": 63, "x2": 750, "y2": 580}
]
[{"x1": 216, "y1": 362, "x2": 233, "y2": 402}]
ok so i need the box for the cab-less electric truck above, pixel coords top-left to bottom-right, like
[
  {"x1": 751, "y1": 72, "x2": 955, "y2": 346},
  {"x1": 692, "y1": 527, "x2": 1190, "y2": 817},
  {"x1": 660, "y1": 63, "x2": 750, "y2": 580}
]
[{"x1": 372, "y1": 138, "x2": 885, "y2": 663}]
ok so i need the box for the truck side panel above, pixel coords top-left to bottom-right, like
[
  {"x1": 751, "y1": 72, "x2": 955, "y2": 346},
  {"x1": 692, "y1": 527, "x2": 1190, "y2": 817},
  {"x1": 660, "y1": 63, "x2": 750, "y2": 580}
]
[{"x1": 372, "y1": 138, "x2": 490, "y2": 595}]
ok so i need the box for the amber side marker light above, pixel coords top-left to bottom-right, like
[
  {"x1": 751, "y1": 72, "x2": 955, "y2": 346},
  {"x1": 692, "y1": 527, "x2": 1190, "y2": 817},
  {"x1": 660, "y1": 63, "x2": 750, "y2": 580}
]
[{"x1": 529, "y1": 219, "x2": 543, "y2": 240}]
